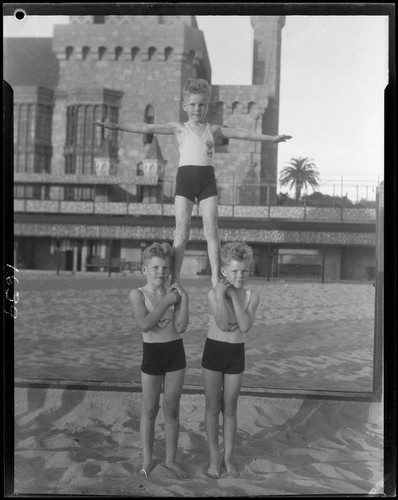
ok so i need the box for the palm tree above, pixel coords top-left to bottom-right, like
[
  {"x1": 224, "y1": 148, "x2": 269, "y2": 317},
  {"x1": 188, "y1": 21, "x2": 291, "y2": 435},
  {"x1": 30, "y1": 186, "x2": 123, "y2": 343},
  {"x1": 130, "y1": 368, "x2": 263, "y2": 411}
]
[{"x1": 279, "y1": 157, "x2": 320, "y2": 202}]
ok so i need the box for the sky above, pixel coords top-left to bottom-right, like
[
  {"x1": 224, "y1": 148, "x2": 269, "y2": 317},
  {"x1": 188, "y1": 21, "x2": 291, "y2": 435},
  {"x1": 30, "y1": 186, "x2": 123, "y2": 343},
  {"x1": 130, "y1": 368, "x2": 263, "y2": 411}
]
[{"x1": 4, "y1": 12, "x2": 389, "y2": 199}]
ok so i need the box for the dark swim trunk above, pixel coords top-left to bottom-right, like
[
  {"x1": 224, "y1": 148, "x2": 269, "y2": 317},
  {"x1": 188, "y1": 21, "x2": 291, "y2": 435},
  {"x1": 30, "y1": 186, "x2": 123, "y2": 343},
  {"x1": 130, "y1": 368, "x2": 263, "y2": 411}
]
[
  {"x1": 141, "y1": 338, "x2": 186, "y2": 376},
  {"x1": 201, "y1": 338, "x2": 245, "y2": 374},
  {"x1": 175, "y1": 165, "x2": 218, "y2": 203}
]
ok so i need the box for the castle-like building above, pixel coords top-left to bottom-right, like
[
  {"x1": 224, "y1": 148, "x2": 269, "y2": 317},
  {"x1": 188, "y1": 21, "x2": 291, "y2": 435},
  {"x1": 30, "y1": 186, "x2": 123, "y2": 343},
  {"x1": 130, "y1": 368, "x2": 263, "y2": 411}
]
[
  {"x1": 11, "y1": 15, "x2": 283, "y2": 201},
  {"x1": 6, "y1": 15, "x2": 377, "y2": 280}
]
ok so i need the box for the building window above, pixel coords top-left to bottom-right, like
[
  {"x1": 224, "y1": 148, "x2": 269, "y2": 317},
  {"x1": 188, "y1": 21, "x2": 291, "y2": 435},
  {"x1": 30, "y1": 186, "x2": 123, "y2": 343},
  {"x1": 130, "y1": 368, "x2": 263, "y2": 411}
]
[
  {"x1": 14, "y1": 104, "x2": 30, "y2": 172},
  {"x1": 65, "y1": 102, "x2": 119, "y2": 177},
  {"x1": 82, "y1": 46, "x2": 90, "y2": 60},
  {"x1": 66, "y1": 46, "x2": 74, "y2": 60},
  {"x1": 14, "y1": 102, "x2": 53, "y2": 173},
  {"x1": 232, "y1": 102, "x2": 241, "y2": 114},
  {"x1": 36, "y1": 104, "x2": 52, "y2": 142},
  {"x1": 143, "y1": 105, "x2": 154, "y2": 145},
  {"x1": 277, "y1": 249, "x2": 322, "y2": 280},
  {"x1": 148, "y1": 47, "x2": 156, "y2": 61},
  {"x1": 64, "y1": 186, "x2": 75, "y2": 200},
  {"x1": 80, "y1": 186, "x2": 94, "y2": 200},
  {"x1": 98, "y1": 46, "x2": 107, "y2": 60},
  {"x1": 14, "y1": 184, "x2": 45, "y2": 199},
  {"x1": 164, "y1": 47, "x2": 173, "y2": 61},
  {"x1": 115, "y1": 46, "x2": 123, "y2": 60},
  {"x1": 131, "y1": 47, "x2": 140, "y2": 60},
  {"x1": 187, "y1": 50, "x2": 196, "y2": 64},
  {"x1": 14, "y1": 185, "x2": 25, "y2": 198},
  {"x1": 64, "y1": 185, "x2": 94, "y2": 201},
  {"x1": 214, "y1": 136, "x2": 229, "y2": 152},
  {"x1": 248, "y1": 102, "x2": 258, "y2": 115},
  {"x1": 65, "y1": 154, "x2": 75, "y2": 174}
]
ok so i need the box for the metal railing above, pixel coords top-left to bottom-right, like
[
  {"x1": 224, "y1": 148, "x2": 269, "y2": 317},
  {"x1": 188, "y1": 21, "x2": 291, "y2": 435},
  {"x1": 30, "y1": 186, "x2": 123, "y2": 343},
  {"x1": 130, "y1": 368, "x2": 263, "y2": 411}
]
[{"x1": 14, "y1": 176, "x2": 380, "y2": 222}]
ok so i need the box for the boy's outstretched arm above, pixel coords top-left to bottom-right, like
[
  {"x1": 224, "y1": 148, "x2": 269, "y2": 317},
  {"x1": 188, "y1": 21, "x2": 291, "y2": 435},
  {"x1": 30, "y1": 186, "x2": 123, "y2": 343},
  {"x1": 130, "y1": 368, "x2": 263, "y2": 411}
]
[
  {"x1": 94, "y1": 120, "x2": 180, "y2": 136},
  {"x1": 212, "y1": 124, "x2": 292, "y2": 144}
]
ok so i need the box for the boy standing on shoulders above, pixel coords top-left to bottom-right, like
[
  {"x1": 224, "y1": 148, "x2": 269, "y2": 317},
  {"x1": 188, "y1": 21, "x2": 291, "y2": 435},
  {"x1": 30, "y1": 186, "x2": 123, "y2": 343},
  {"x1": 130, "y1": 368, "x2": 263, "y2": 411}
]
[
  {"x1": 201, "y1": 242, "x2": 260, "y2": 478},
  {"x1": 95, "y1": 78, "x2": 291, "y2": 288},
  {"x1": 129, "y1": 242, "x2": 189, "y2": 479}
]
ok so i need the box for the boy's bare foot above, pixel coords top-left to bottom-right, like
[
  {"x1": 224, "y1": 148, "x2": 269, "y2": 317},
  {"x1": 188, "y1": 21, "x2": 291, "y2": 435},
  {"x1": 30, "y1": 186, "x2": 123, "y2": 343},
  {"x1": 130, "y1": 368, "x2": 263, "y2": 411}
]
[
  {"x1": 205, "y1": 462, "x2": 221, "y2": 479},
  {"x1": 224, "y1": 461, "x2": 239, "y2": 477},
  {"x1": 164, "y1": 460, "x2": 190, "y2": 479}
]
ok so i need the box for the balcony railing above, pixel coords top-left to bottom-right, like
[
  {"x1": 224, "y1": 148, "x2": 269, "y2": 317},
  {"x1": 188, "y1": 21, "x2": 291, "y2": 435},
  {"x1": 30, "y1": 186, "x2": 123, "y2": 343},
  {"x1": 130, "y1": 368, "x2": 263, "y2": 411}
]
[{"x1": 14, "y1": 175, "x2": 379, "y2": 222}]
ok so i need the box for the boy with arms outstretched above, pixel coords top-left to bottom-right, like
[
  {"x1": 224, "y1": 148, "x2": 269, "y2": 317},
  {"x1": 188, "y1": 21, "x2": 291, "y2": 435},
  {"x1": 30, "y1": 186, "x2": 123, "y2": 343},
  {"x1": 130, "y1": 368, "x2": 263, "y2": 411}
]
[
  {"x1": 201, "y1": 242, "x2": 260, "y2": 478},
  {"x1": 96, "y1": 78, "x2": 291, "y2": 287},
  {"x1": 129, "y1": 242, "x2": 189, "y2": 479}
]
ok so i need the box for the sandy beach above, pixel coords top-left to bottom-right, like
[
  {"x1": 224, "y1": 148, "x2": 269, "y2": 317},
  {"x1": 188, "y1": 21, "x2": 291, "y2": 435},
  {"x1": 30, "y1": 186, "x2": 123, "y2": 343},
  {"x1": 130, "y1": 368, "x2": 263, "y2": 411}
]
[
  {"x1": 14, "y1": 273, "x2": 375, "y2": 392},
  {"x1": 14, "y1": 387, "x2": 383, "y2": 496},
  {"x1": 11, "y1": 272, "x2": 384, "y2": 496}
]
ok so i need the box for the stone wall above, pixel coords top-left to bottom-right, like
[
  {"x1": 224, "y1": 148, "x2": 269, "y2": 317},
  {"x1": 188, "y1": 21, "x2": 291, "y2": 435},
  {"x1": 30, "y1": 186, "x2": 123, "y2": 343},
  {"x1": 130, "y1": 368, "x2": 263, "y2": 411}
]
[
  {"x1": 14, "y1": 222, "x2": 375, "y2": 247},
  {"x1": 14, "y1": 199, "x2": 376, "y2": 222}
]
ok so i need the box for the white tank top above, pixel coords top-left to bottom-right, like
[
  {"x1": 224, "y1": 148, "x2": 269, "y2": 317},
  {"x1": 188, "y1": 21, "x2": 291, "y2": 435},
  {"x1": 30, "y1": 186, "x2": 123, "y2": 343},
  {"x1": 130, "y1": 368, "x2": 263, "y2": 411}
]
[
  {"x1": 178, "y1": 122, "x2": 214, "y2": 167},
  {"x1": 207, "y1": 290, "x2": 251, "y2": 344},
  {"x1": 138, "y1": 288, "x2": 181, "y2": 344}
]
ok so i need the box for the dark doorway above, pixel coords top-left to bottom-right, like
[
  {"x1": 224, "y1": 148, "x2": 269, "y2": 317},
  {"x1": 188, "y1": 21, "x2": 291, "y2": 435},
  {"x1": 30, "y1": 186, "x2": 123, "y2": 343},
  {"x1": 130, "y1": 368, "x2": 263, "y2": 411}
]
[{"x1": 65, "y1": 250, "x2": 73, "y2": 271}]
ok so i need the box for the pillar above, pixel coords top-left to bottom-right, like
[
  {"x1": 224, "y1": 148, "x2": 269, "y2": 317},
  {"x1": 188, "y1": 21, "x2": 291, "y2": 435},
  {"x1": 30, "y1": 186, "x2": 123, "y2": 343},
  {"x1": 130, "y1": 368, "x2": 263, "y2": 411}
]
[
  {"x1": 72, "y1": 241, "x2": 78, "y2": 272},
  {"x1": 81, "y1": 240, "x2": 88, "y2": 272}
]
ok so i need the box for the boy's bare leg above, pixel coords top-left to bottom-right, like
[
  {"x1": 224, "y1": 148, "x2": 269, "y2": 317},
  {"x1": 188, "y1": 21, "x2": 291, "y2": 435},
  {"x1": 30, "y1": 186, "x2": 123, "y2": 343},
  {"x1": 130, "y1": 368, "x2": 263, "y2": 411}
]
[
  {"x1": 140, "y1": 372, "x2": 163, "y2": 476},
  {"x1": 200, "y1": 195, "x2": 220, "y2": 287},
  {"x1": 222, "y1": 372, "x2": 243, "y2": 476},
  {"x1": 163, "y1": 368, "x2": 189, "y2": 479},
  {"x1": 172, "y1": 196, "x2": 194, "y2": 284},
  {"x1": 203, "y1": 368, "x2": 223, "y2": 478}
]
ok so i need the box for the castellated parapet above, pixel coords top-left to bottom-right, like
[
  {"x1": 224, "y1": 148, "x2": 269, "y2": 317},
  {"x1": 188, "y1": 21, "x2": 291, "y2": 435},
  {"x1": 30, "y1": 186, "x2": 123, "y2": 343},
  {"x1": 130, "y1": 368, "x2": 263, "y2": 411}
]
[
  {"x1": 206, "y1": 84, "x2": 272, "y2": 204},
  {"x1": 51, "y1": 17, "x2": 213, "y2": 189},
  {"x1": 69, "y1": 15, "x2": 198, "y2": 28}
]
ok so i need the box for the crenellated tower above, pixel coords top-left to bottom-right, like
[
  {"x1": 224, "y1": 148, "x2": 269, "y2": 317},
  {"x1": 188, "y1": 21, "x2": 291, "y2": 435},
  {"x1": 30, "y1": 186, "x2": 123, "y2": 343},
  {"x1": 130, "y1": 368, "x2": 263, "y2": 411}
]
[
  {"x1": 206, "y1": 15, "x2": 285, "y2": 205},
  {"x1": 50, "y1": 15, "x2": 211, "y2": 193},
  {"x1": 251, "y1": 15, "x2": 285, "y2": 204},
  {"x1": 251, "y1": 16, "x2": 285, "y2": 98}
]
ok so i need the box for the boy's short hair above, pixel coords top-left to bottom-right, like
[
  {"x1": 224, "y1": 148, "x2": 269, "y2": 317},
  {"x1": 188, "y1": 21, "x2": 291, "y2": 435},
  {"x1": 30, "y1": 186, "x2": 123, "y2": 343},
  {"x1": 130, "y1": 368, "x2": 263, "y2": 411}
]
[
  {"x1": 142, "y1": 242, "x2": 174, "y2": 266},
  {"x1": 183, "y1": 78, "x2": 212, "y2": 99},
  {"x1": 220, "y1": 242, "x2": 253, "y2": 267}
]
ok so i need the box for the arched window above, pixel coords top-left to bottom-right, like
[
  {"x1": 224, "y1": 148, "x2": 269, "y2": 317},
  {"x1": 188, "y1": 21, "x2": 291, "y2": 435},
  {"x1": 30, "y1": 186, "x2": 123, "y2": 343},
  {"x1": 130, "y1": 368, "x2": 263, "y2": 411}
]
[
  {"x1": 82, "y1": 46, "x2": 90, "y2": 60},
  {"x1": 66, "y1": 46, "x2": 74, "y2": 60},
  {"x1": 187, "y1": 49, "x2": 196, "y2": 64},
  {"x1": 164, "y1": 47, "x2": 173, "y2": 61},
  {"x1": 143, "y1": 105, "x2": 154, "y2": 145},
  {"x1": 131, "y1": 47, "x2": 140, "y2": 60},
  {"x1": 148, "y1": 47, "x2": 157, "y2": 61},
  {"x1": 98, "y1": 46, "x2": 107, "y2": 60},
  {"x1": 115, "y1": 46, "x2": 123, "y2": 60},
  {"x1": 232, "y1": 102, "x2": 241, "y2": 114},
  {"x1": 248, "y1": 102, "x2": 257, "y2": 115}
]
